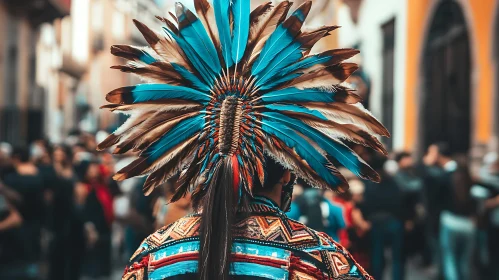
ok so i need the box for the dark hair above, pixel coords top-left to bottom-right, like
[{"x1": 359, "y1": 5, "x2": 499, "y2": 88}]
[
  {"x1": 253, "y1": 154, "x2": 287, "y2": 192},
  {"x1": 394, "y1": 151, "x2": 411, "y2": 163},
  {"x1": 12, "y1": 146, "x2": 30, "y2": 163},
  {"x1": 198, "y1": 157, "x2": 235, "y2": 280},
  {"x1": 197, "y1": 155, "x2": 287, "y2": 280},
  {"x1": 53, "y1": 145, "x2": 73, "y2": 168},
  {"x1": 435, "y1": 142, "x2": 452, "y2": 157}
]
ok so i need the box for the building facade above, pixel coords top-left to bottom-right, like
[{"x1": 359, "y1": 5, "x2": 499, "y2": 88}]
[
  {"x1": 0, "y1": 0, "x2": 71, "y2": 145},
  {"x1": 336, "y1": 0, "x2": 498, "y2": 157}
]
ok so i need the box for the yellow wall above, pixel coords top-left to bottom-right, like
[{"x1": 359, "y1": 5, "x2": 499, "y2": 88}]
[{"x1": 405, "y1": 0, "x2": 496, "y2": 150}]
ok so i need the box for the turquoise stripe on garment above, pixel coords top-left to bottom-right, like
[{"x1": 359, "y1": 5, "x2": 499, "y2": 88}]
[
  {"x1": 231, "y1": 262, "x2": 289, "y2": 280},
  {"x1": 149, "y1": 260, "x2": 198, "y2": 280},
  {"x1": 151, "y1": 240, "x2": 200, "y2": 260},
  {"x1": 148, "y1": 259, "x2": 289, "y2": 280},
  {"x1": 233, "y1": 242, "x2": 290, "y2": 260}
]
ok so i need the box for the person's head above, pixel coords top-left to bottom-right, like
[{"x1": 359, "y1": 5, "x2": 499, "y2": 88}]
[
  {"x1": 75, "y1": 160, "x2": 101, "y2": 183},
  {"x1": 434, "y1": 142, "x2": 452, "y2": 166},
  {"x1": 52, "y1": 145, "x2": 72, "y2": 166},
  {"x1": 196, "y1": 154, "x2": 293, "y2": 280},
  {"x1": 349, "y1": 179, "x2": 365, "y2": 203},
  {"x1": 11, "y1": 146, "x2": 31, "y2": 165},
  {"x1": 395, "y1": 151, "x2": 413, "y2": 170},
  {"x1": 251, "y1": 155, "x2": 291, "y2": 201}
]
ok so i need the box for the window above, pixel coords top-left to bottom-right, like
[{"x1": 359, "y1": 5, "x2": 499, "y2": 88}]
[{"x1": 381, "y1": 18, "x2": 395, "y2": 151}]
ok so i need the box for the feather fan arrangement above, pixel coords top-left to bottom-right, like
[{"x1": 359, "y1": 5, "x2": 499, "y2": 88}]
[{"x1": 98, "y1": 0, "x2": 389, "y2": 202}]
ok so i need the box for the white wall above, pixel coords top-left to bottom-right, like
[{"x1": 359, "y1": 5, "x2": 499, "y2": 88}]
[{"x1": 337, "y1": 0, "x2": 407, "y2": 150}]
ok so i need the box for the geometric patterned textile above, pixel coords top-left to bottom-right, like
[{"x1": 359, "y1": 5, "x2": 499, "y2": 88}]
[{"x1": 123, "y1": 197, "x2": 373, "y2": 280}]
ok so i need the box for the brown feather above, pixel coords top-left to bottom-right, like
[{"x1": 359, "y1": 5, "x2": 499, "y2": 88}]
[
  {"x1": 110, "y1": 45, "x2": 156, "y2": 64},
  {"x1": 264, "y1": 137, "x2": 348, "y2": 191},
  {"x1": 114, "y1": 111, "x2": 199, "y2": 154},
  {"x1": 284, "y1": 63, "x2": 359, "y2": 89},
  {"x1": 281, "y1": 110, "x2": 387, "y2": 155},
  {"x1": 100, "y1": 100, "x2": 202, "y2": 113},
  {"x1": 194, "y1": 0, "x2": 221, "y2": 57},
  {"x1": 331, "y1": 85, "x2": 362, "y2": 104},
  {"x1": 97, "y1": 111, "x2": 154, "y2": 151},
  {"x1": 249, "y1": 2, "x2": 272, "y2": 25},
  {"x1": 156, "y1": 15, "x2": 179, "y2": 35},
  {"x1": 300, "y1": 102, "x2": 390, "y2": 137},
  {"x1": 135, "y1": 18, "x2": 192, "y2": 69},
  {"x1": 244, "y1": 1, "x2": 292, "y2": 68},
  {"x1": 141, "y1": 136, "x2": 198, "y2": 195},
  {"x1": 281, "y1": 1, "x2": 312, "y2": 36},
  {"x1": 296, "y1": 30, "x2": 329, "y2": 52},
  {"x1": 110, "y1": 64, "x2": 184, "y2": 85},
  {"x1": 115, "y1": 134, "x2": 197, "y2": 182}
]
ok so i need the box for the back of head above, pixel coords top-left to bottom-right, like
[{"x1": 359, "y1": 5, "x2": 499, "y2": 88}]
[
  {"x1": 12, "y1": 146, "x2": 31, "y2": 163},
  {"x1": 198, "y1": 154, "x2": 287, "y2": 280},
  {"x1": 435, "y1": 142, "x2": 452, "y2": 158}
]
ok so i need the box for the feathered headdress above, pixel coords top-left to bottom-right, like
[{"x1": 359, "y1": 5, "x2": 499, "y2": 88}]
[{"x1": 98, "y1": 0, "x2": 389, "y2": 203}]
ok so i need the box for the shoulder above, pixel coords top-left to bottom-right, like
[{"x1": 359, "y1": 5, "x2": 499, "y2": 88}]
[
  {"x1": 122, "y1": 215, "x2": 201, "y2": 280},
  {"x1": 235, "y1": 214, "x2": 371, "y2": 279},
  {"x1": 129, "y1": 215, "x2": 201, "y2": 262},
  {"x1": 308, "y1": 230, "x2": 373, "y2": 279}
]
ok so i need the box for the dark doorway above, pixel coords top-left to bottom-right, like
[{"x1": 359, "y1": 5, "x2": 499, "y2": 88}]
[
  {"x1": 381, "y1": 18, "x2": 396, "y2": 151},
  {"x1": 495, "y1": 6, "x2": 499, "y2": 137},
  {"x1": 422, "y1": 0, "x2": 471, "y2": 154}
]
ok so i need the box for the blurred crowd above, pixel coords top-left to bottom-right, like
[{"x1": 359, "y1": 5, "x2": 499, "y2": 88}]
[
  {"x1": 0, "y1": 130, "x2": 498, "y2": 280},
  {"x1": 290, "y1": 143, "x2": 499, "y2": 280},
  {"x1": 0, "y1": 131, "x2": 191, "y2": 280}
]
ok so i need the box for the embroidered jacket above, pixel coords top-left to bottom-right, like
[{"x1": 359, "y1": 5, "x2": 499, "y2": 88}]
[{"x1": 123, "y1": 197, "x2": 373, "y2": 280}]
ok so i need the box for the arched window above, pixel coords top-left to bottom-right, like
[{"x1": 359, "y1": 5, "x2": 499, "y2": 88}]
[{"x1": 422, "y1": 0, "x2": 471, "y2": 154}]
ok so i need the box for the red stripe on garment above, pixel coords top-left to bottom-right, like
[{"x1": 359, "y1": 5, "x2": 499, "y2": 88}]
[
  {"x1": 150, "y1": 252, "x2": 198, "y2": 268},
  {"x1": 231, "y1": 255, "x2": 288, "y2": 268}
]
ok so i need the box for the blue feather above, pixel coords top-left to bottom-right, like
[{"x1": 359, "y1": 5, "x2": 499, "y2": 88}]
[
  {"x1": 214, "y1": 0, "x2": 233, "y2": 68},
  {"x1": 171, "y1": 63, "x2": 210, "y2": 92},
  {"x1": 264, "y1": 104, "x2": 328, "y2": 120},
  {"x1": 139, "y1": 51, "x2": 157, "y2": 64},
  {"x1": 255, "y1": 41, "x2": 303, "y2": 87},
  {"x1": 119, "y1": 84, "x2": 211, "y2": 104},
  {"x1": 278, "y1": 53, "x2": 332, "y2": 78},
  {"x1": 263, "y1": 111, "x2": 376, "y2": 180},
  {"x1": 231, "y1": 0, "x2": 250, "y2": 64},
  {"x1": 259, "y1": 73, "x2": 301, "y2": 91},
  {"x1": 261, "y1": 87, "x2": 335, "y2": 103},
  {"x1": 176, "y1": 4, "x2": 221, "y2": 74},
  {"x1": 163, "y1": 28, "x2": 215, "y2": 85},
  {"x1": 251, "y1": 2, "x2": 311, "y2": 76},
  {"x1": 274, "y1": 49, "x2": 360, "y2": 81},
  {"x1": 261, "y1": 120, "x2": 345, "y2": 187},
  {"x1": 143, "y1": 114, "x2": 205, "y2": 162}
]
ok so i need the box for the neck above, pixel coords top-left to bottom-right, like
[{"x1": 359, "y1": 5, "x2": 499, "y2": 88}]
[{"x1": 254, "y1": 184, "x2": 282, "y2": 208}]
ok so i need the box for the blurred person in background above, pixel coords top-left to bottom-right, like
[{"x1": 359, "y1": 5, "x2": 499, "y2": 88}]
[
  {"x1": 121, "y1": 176, "x2": 155, "y2": 259},
  {"x1": 326, "y1": 187, "x2": 354, "y2": 249},
  {"x1": 439, "y1": 156, "x2": 477, "y2": 280},
  {"x1": 478, "y1": 154, "x2": 499, "y2": 279},
  {"x1": 153, "y1": 176, "x2": 192, "y2": 230},
  {"x1": 361, "y1": 155, "x2": 405, "y2": 280},
  {"x1": 0, "y1": 191, "x2": 24, "y2": 279},
  {"x1": 2, "y1": 147, "x2": 46, "y2": 279},
  {"x1": 299, "y1": 187, "x2": 346, "y2": 242},
  {"x1": 419, "y1": 143, "x2": 449, "y2": 269},
  {"x1": 47, "y1": 145, "x2": 82, "y2": 280},
  {"x1": 0, "y1": 142, "x2": 14, "y2": 180},
  {"x1": 393, "y1": 152, "x2": 425, "y2": 262},
  {"x1": 75, "y1": 160, "x2": 114, "y2": 280},
  {"x1": 348, "y1": 179, "x2": 371, "y2": 271}
]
